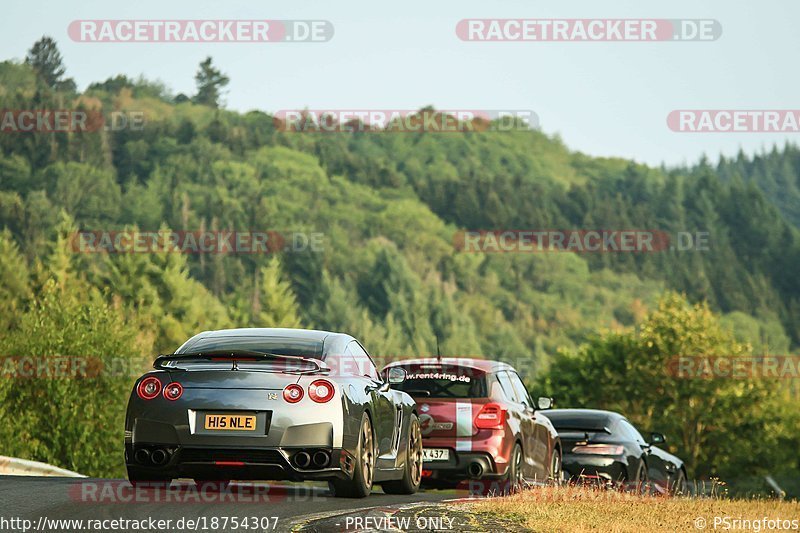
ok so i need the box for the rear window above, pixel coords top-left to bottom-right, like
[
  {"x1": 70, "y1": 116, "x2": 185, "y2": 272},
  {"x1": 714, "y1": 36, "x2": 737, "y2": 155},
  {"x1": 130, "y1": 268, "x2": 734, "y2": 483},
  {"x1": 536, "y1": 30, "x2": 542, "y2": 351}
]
[
  {"x1": 178, "y1": 335, "x2": 324, "y2": 359},
  {"x1": 544, "y1": 412, "x2": 612, "y2": 432},
  {"x1": 394, "y1": 366, "x2": 487, "y2": 398}
]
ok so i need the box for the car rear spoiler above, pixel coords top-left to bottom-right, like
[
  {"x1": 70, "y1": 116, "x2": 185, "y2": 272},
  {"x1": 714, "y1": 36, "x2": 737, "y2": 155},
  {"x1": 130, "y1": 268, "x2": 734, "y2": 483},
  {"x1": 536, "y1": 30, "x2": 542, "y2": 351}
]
[
  {"x1": 153, "y1": 352, "x2": 330, "y2": 373},
  {"x1": 556, "y1": 426, "x2": 612, "y2": 434},
  {"x1": 556, "y1": 427, "x2": 612, "y2": 443}
]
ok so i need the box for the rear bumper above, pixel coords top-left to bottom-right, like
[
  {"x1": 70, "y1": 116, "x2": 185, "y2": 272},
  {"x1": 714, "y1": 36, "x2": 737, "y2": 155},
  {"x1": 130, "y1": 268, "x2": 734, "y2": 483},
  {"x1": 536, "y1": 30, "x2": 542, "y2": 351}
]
[
  {"x1": 125, "y1": 444, "x2": 354, "y2": 482},
  {"x1": 420, "y1": 433, "x2": 512, "y2": 479},
  {"x1": 562, "y1": 455, "x2": 628, "y2": 482},
  {"x1": 422, "y1": 451, "x2": 504, "y2": 481}
]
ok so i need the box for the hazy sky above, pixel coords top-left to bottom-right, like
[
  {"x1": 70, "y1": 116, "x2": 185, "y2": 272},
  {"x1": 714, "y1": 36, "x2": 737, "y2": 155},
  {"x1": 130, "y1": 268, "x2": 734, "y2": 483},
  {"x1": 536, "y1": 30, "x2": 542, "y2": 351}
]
[{"x1": 2, "y1": 0, "x2": 798, "y2": 166}]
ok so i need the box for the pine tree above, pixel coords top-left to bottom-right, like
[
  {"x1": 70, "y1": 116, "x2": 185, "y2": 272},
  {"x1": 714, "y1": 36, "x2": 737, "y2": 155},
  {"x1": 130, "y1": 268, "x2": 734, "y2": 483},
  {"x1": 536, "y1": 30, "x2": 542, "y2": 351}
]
[
  {"x1": 193, "y1": 57, "x2": 229, "y2": 108},
  {"x1": 256, "y1": 257, "x2": 302, "y2": 328},
  {"x1": 24, "y1": 36, "x2": 75, "y2": 91}
]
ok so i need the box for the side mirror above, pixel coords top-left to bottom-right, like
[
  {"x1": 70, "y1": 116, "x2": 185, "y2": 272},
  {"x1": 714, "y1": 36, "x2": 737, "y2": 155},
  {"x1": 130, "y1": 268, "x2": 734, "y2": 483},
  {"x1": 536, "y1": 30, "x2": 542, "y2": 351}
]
[
  {"x1": 650, "y1": 432, "x2": 666, "y2": 445},
  {"x1": 387, "y1": 367, "x2": 407, "y2": 385},
  {"x1": 537, "y1": 397, "x2": 553, "y2": 410}
]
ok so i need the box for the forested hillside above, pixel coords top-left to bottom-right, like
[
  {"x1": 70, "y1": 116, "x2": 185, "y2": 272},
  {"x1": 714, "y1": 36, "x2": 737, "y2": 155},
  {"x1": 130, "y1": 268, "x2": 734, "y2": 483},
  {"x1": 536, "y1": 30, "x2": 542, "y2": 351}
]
[
  {"x1": 1, "y1": 42, "x2": 799, "y2": 485},
  {"x1": 1, "y1": 56, "x2": 798, "y2": 362}
]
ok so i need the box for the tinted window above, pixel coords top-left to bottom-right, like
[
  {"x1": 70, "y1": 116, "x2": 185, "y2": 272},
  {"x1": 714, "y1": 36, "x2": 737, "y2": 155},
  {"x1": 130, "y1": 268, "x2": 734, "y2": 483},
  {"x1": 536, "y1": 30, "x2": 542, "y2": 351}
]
[
  {"x1": 328, "y1": 347, "x2": 360, "y2": 377},
  {"x1": 394, "y1": 365, "x2": 487, "y2": 398},
  {"x1": 179, "y1": 335, "x2": 324, "y2": 359},
  {"x1": 495, "y1": 371, "x2": 517, "y2": 402},
  {"x1": 617, "y1": 420, "x2": 647, "y2": 444},
  {"x1": 486, "y1": 373, "x2": 506, "y2": 399},
  {"x1": 545, "y1": 412, "x2": 612, "y2": 432},
  {"x1": 508, "y1": 372, "x2": 532, "y2": 407},
  {"x1": 347, "y1": 341, "x2": 380, "y2": 381}
]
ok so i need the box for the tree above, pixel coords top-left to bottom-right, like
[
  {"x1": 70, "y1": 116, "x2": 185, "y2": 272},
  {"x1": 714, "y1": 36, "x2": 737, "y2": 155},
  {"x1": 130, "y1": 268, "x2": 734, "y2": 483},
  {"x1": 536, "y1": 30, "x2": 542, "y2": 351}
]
[
  {"x1": 193, "y1": 56, "x2": 229, "y2": 108},
  {"x1": 538, "y1": 292, "x2": 792, "y2": 481},
  {"x1": 24, "y1": 36, "x2": 75, "y2": 91},
  {"x1": 254, "y1": 257, "x2": 302, "y2": 328}
]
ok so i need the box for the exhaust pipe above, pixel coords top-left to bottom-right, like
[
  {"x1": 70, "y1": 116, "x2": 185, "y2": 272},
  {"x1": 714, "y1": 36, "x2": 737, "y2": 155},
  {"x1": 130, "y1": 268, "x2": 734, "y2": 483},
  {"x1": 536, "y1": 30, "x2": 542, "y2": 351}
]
[
  {"x1": 312, "y1": 450, "x2": 330, "y2": 468},
  {"x1": 151, "y1": 449, "x2": 169, "y2": 466},
  {"x1": 134, "y1": 449, "x2": 151, "y2": 465},
  {"x1": 293, "y1": 451, "x2": 311, "y2": 469},
  {"x1": 468, "y1": 461, "x2": 484, "y2": 479}
]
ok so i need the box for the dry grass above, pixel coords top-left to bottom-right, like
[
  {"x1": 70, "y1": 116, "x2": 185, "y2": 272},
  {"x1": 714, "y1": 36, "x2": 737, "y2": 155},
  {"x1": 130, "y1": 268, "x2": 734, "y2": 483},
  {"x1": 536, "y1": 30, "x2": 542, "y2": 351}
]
[{"x1": 458, "y1": 486, "x2": 800, "y2": 532}]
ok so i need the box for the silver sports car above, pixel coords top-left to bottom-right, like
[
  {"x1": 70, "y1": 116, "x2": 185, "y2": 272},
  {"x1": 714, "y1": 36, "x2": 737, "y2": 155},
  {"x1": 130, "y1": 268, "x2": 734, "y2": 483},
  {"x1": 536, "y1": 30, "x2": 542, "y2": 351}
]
[{"x1": 124, "y1": 328, "x2": 422, "y2": 498}]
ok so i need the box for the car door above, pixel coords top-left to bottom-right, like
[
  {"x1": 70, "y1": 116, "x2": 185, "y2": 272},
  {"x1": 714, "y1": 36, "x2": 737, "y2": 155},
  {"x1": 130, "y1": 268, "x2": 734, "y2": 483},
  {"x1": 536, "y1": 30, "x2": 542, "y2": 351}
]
[
  {"x1": 619, "y1": 419, "x2": 666, "y2": 484},
  {"x1": 347, "y1": 341, "x2": 395, "y2": 458},
  {"x1": 495, "y1": 371, "x2": 535, "y2": 480},
  {"x1": 648, "y1": 446, "x2": 681, "y2": 491},
  {"x1": 508, "y1": 371, "x2": 549, "y2": 481}
]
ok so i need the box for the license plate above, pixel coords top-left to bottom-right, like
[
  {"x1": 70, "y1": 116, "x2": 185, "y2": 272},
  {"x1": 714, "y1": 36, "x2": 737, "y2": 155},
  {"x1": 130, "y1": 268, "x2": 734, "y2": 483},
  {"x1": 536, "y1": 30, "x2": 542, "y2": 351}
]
[
  {"x1": 204, "y1": 414, "x2": 257, "y2": 431},
  {"x1": 423, "y1": 448, "x2": 450, "y2": 461}
]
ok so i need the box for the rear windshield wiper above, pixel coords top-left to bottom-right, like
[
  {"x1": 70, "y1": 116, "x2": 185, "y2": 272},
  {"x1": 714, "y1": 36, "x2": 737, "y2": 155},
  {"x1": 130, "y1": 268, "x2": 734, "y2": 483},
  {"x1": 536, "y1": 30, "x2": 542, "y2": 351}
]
[
  {"x1": 154, "y1": 350, "x2": 329, "y2": 373},
  {"x1": 402, "y1": 389, "x2": 432, "y2": 397}
]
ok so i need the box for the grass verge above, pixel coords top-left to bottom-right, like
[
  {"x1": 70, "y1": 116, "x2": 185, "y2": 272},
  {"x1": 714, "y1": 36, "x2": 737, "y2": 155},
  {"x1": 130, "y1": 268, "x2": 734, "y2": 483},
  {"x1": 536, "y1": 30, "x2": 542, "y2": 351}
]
[{"x1": 455, "y1": 486, "x2": 800, "y2": 532}]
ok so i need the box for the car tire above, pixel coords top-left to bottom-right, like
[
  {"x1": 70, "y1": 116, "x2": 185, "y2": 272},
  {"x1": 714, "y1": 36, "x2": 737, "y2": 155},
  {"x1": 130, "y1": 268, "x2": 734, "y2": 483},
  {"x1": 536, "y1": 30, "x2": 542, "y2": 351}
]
[
  {"x1": 501, "y1": 443, "x2": 524, "y2": 494},
  {"x1": 330, "y1": 412, "x2": 374, "y2": 498},
  {"x1": 672, "y1": 470, "x2": 687, "y2": 495},
  {"x1": 382, "y1": 414, "x2": 423, "y2": 495},
  {"x1": 632, "y1": 461, "x2": 649, "y2": 494},
  {"x1": 549, "y1": 447, "x2": 563, "y2": 485}
]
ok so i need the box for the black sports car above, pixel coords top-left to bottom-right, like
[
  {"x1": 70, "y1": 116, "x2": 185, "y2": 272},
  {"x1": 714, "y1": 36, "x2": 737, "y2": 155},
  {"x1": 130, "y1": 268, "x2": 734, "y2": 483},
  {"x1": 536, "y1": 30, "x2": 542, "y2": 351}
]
[
  {"x1": 124, "y1": 328, "x2": 423, "y2": 498},
  {"x1": 541, "y1": 409, "x2": 687, "y2": 494}
]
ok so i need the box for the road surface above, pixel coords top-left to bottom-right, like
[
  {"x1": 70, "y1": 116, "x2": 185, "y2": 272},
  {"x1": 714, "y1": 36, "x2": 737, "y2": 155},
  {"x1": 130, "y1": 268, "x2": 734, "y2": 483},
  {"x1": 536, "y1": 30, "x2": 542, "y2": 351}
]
[{"x1": 0, "y1": 476, "x2": 458, "y2": 532}]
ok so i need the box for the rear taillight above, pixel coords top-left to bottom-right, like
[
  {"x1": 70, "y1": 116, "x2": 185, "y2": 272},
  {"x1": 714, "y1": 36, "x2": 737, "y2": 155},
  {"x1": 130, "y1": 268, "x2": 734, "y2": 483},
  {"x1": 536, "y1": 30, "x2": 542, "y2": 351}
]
[
  {"x1": 571, "y1": 444, "x2": 624, "y2": 455},
  {"x1": 283, "y1": 384, "x2": 304, "y2": 403},
  {"x1": 162, "y1": 382, "x2": 183, "y2": 401},
  {"x1": 137, "y1": 376, "x2": 161, "y2": 400},
  {"x1": 474, "y1": 403, "x2": 505, "y2": 429},
  {"x1": 308, "y1": 379, "x2": 335, "y2": 403}
]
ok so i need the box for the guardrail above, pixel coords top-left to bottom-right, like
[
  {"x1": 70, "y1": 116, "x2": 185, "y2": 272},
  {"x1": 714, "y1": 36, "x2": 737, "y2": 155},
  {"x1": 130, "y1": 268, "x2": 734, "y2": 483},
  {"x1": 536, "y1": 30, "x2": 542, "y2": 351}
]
[{"x1": 0, "y1": 456, "x2": 85, "y2": 477}]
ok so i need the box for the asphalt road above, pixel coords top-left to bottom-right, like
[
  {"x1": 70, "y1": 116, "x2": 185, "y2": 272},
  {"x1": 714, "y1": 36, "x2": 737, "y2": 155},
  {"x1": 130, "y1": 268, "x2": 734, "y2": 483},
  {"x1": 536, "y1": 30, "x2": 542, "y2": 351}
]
[{"x1": 0, "y1": 476, "x2": 457, "y2": 532}]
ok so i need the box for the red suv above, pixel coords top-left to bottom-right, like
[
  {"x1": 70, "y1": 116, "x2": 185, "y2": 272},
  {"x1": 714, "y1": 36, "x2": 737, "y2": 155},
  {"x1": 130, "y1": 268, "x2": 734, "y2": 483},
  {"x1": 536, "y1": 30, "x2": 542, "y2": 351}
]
[{"x1": 383, "y1": 358, "x2": 562, "y2": 489}]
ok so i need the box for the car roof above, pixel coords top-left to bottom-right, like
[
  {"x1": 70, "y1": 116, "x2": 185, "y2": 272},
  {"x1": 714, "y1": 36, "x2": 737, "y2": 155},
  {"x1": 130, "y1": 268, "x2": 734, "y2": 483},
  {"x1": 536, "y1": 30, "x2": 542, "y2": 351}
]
[
  {"x1": 175, "y1": 328, "x2": 353, "y2": 356},
  {"x1": 197, "y1": 328, "x2": 339, "y2": 342},
  {"x1": 384, "y1": 357, "x2": 516, "y2": 373},
  {"x1": 542, "y1": 408, "x2": 625, "y2": 425}
]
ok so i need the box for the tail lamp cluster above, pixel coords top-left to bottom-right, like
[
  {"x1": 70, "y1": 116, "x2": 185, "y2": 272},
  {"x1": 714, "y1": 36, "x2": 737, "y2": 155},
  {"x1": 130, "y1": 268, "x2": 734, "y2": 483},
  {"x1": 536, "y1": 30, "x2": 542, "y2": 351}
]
[
  {"x1": 283, "y1": 380, "x2": 336, "y2": 403},
  {"x1": 474, "y1": 403, "x2": 506, "y2": 429},
  {"x1": 136, "y1": 376, "x2": 183, "y2": 401},
  {"x1": 571, "y1": 444, "x2": 624, "y2": 455}
]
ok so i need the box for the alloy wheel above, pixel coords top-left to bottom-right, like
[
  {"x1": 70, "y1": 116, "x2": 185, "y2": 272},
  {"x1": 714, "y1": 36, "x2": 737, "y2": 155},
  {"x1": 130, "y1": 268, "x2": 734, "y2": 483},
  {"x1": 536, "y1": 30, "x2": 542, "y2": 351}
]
[
  {"x1": 361, "y1": 418, "x2": 374, "y2": 487},
  {"x1": 409, "y1": 417, "x2": 423, "y2": 486}
]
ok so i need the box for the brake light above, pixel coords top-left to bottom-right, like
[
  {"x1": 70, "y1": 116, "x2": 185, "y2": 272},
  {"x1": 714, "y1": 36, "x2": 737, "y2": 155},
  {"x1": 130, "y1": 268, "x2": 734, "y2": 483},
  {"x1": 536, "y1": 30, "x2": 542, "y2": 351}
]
[
  {"x1": 571, "y1": 444, "x2": 624, "y2": 455},
  {"x1": 474, "y1": 403, "x2": 505, "y2": 429},
  {"x1": 162, "y1": 382, "x2": 183, "y2": 401},
  {"x1": 308, "y1": 379, "x2": 335, "y2": 403},
  {"x1": 136, "y1": 376, "x2": 162, "y2": 400},
  {"x1": 283, "y1": 384, "x2": 304, "y2": 403}
]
